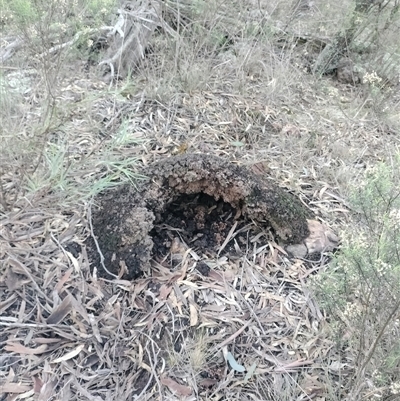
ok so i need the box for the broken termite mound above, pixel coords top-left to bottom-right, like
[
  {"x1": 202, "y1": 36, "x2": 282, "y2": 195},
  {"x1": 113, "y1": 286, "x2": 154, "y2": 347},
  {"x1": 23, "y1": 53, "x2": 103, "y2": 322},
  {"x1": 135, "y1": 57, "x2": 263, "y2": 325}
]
[{"x1": 86, "y1": 153, "x2": 335, "y2": 279}]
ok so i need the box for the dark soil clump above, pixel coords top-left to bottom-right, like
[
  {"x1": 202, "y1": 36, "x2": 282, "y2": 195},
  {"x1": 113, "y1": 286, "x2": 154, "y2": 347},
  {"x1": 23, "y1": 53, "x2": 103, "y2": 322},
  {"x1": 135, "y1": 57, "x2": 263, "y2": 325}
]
[{"x1": 151, "y1": 192, "x2": 241, "y2": 261}]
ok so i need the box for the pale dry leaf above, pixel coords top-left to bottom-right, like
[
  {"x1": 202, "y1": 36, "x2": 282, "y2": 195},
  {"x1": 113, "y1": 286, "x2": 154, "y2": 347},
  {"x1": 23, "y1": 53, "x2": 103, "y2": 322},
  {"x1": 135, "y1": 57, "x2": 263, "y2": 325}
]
[
  {"x1": 0, "y1": 383, "x2": 32, "y2": 394},
  {"x1": 158, "y1": 284, "x2": 172, "y2": 301},
  {"x1": 46, "y1": 295, "x2": 73, "y2": 324},
  {"x1": 5, "y1": 267, "x2": 29, "y2": 291},
  {"x1": 55, "y1": 267, "x2": 73, "y2": 293},
  {"x1": 189, "y1": 303, "x2": 198, "y2": 326},
  {"x1": 199, "y1": 378, "x2": 218, "y2": 387},
  {"x1": 207, "y1": 270, "x2": 224, "y2": 282},
  {"x1": 5, "y1": 342, "x2": 48, "y2": 355},
  {"x1": 33, "y1": 338, "x2": 62, "y2": 345},
  {"x1": 20, "y1": 388, "x2": 35, "y2": 398},
  {"x1": 51, "y1": 344, "x2": 85, "y2": 363},
  {"x1": 88, "y1": 313, "x2": 102, "y2": 343},
  {"x1": 274, "y1": 358, "x2": 314, "y2": 373},
  {"x1": 217, "y1": 221, "x2": 238, "y2": 256},
  {"x1": 33, "y1": 376, "x2": 44, "y2": 393},
  {"x1": 301, "y1": 374, "x2": 327, "y2": 397},
  {"x1": 38, "y1": 380, "x2": 58, "y2": 401},
  {"x1": 65, "y1": 251, "x2": 80, "y2": 272},
  {"x1": 160, "y1": 376, "x2": 192, "y2": 396}
]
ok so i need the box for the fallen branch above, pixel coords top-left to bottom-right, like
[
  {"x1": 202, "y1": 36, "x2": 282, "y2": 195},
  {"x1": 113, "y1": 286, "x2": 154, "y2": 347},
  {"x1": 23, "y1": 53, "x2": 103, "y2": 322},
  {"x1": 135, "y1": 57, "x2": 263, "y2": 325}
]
[
  {"x1": 37, "y1": 26, "x2": 113, "y2": 59},
  {"x1": 0, "y1": 37, "x2": 23, "y2": 62}
]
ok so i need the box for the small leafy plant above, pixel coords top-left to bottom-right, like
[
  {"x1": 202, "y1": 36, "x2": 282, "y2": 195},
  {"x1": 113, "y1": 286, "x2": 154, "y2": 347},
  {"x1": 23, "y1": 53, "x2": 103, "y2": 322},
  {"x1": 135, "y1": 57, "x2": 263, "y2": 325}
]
[{"x1": 313, "y1": 157, "x2": 400, "y2": 399}]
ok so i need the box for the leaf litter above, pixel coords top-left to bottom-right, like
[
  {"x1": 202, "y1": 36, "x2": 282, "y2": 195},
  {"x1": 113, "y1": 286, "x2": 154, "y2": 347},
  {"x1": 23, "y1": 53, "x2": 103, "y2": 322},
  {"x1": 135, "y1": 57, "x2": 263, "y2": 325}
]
[
  {"x1": 0, "y1": 201, "x2": 343, "y2": 400},
  {"x1": 1, "y1": 71, "x2": 382, "y2": 400}
]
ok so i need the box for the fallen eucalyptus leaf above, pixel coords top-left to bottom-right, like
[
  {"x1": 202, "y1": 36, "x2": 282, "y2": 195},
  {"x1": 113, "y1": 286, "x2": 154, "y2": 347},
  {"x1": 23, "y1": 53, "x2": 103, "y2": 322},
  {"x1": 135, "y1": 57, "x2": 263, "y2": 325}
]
[
  {"x1": 226, "y1": 351, "x2": 245, "y2": 372},
  {"x1": 230, "y1": 141, "x2": 244, "y2": 147},
  {"x1": 244, "y1": 362, "x2": 257, "y2": 383}
]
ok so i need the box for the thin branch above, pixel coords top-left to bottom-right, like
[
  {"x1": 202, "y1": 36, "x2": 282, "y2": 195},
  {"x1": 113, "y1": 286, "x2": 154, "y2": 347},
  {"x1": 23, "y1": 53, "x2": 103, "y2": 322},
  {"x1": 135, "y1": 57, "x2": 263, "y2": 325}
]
[{"x1": 87, "y1": 200, "x2": 119, "y2": 279}]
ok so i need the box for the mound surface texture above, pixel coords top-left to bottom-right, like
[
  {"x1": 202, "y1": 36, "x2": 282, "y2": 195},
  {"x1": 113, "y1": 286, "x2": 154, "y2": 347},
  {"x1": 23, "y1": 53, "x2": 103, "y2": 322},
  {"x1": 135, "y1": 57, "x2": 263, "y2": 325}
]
[{"x1": 86, "y1": 153, "x2": 315, "y2": 279}]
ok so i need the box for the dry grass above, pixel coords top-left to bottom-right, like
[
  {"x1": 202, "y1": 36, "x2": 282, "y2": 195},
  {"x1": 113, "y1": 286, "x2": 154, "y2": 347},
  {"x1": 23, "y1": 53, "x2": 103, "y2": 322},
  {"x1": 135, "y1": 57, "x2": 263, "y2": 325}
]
[{"x1": 1, "y1": 0, "x2": 400, "y2": 400}]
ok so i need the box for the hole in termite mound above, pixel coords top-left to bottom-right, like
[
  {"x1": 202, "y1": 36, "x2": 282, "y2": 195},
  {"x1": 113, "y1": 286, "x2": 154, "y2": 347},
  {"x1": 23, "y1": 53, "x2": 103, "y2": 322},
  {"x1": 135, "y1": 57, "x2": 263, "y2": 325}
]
[{"x1": 150, "y1": 192, "x2": 273, "y2": 264}]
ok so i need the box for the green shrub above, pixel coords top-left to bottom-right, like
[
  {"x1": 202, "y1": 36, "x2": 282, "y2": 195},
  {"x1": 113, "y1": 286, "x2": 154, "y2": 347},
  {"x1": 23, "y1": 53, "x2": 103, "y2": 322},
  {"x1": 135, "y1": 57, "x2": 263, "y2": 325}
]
[{"x1": 313, "y1": 158, "x2": 400, "y2": 398}]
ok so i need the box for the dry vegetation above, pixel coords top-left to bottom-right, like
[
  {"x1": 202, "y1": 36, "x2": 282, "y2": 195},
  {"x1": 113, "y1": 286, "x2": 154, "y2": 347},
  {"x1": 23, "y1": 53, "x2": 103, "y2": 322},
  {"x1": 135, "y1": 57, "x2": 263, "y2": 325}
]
[{"x1": 1, "y1": 0, "x2": 400, "y2": 400}]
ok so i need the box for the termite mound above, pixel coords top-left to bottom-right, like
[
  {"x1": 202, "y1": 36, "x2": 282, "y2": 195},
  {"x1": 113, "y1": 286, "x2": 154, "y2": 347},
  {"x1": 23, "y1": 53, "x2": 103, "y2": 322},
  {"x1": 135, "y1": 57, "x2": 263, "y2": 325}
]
[{"x1": 86, "y1": 154, "x2": 336, "y2": 279}]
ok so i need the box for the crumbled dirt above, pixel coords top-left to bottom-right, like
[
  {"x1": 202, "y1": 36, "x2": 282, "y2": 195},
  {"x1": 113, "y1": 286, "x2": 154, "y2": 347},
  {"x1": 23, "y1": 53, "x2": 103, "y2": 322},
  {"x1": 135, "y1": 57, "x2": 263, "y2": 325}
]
[
  {"x1": 86, "y1": 185, "x2": 155, "y2": 280},
  {"x1": 195, "y1": 260, "x2": 211, "y2": 276}
]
